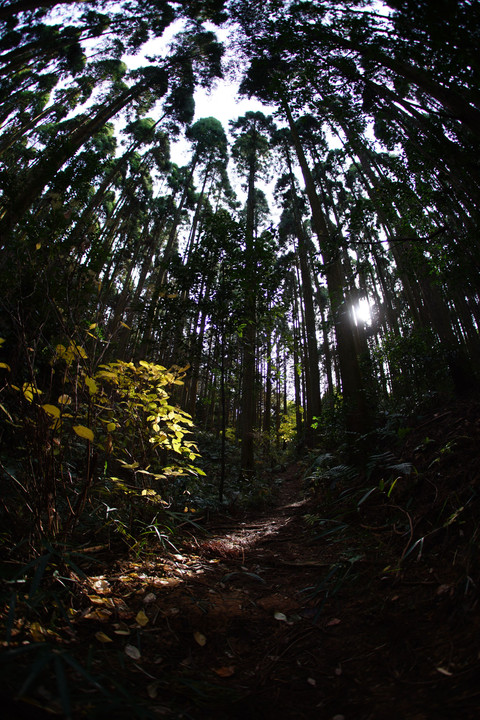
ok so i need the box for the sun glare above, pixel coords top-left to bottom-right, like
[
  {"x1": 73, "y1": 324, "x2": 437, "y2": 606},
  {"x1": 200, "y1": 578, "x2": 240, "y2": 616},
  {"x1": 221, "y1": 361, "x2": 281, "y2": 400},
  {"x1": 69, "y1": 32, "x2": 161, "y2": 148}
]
[{"x1": 352, "y1": 297, "x2": 373, "y2": 326}]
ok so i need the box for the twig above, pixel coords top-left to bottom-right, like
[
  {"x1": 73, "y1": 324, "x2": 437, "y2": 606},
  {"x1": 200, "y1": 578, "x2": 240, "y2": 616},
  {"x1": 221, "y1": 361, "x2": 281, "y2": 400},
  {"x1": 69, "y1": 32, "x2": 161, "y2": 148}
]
[
  {"x1": 385, "y1": 503, "x2": 414, "y2": 561},
  {"x1": 132, "y1": 663, "x2": 158, "y2": 680}
]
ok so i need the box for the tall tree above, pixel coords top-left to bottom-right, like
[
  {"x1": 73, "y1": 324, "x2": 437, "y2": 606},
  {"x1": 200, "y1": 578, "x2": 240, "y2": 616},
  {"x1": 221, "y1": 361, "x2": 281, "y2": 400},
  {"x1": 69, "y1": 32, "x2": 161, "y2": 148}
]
[{"x1": 230, "y1": 111, "x2": 273, "y2": 477}]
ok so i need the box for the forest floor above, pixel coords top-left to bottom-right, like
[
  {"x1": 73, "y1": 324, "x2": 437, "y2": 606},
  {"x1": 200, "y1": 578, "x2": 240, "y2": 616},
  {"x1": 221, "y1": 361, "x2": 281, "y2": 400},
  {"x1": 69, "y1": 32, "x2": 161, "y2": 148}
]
[{"x1": 3, "y1": 399, "x2": 480, "y2": 719}]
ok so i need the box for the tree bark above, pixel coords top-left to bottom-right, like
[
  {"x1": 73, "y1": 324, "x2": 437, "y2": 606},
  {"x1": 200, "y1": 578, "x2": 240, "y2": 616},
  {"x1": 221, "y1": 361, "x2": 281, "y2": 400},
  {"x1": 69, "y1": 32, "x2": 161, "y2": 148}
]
[{"x1": 282, "y1": 98, "x2": 370, "y2": 434}]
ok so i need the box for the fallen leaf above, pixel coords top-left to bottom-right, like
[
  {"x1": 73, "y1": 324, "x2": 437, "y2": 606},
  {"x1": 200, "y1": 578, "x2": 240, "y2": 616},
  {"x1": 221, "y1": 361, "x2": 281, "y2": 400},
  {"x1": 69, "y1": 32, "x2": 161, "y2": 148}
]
[
  {"x1": 87, "y1": 594, "x2": 114, "y2": 607},
  {"x1": 125, "y1": 644, "x2": 141, "y2": 660},
  {"x1": 326, "y1": 618, "x2": 342, "y2": 627},
  {"x1": 436, "y1": 666, "x2": 453, "y2": 676},
  {"x1": 257, "y1": 594, "x2": 299, "y2": 612},
  {"x1": 136, "y1": 610, "x2": 149, "y2": 627},
  {"x1": 154, "y1": 577, "x2": 181, "y2": 588},
  {"x1": 92, "y1": 578, "x2": 110, "y2": 593},
  {"x1": 113, "y1": 622, "x2": 130, "y2": 636},
  {"x1": 83, "y1": 608, "x2": 112, "y2": 622},
  {"x1": 213, "y1": 666, "x2": 235, "y2": 677},
  {"x1": 113, "y1": 598, "x2": 133, "y2": 619},
  {"x1": 143, "y1": 593, "x2": 156, "y2": 604},
  {"x1": 147, "y1": 681, "x2": 160, "y2": 699},
  {"x1": 436, "y1": 584, "x2": 453, "y2": 596},
  {"x1": 274, "y1": 612, "x2": 287, "y2": 622},
  {"x1": 194, "y1": 631, "x2": 206, "y2": 647},
  {"x1": 95, "y1": 632, "x2": 113, "y2": 643},
  {"x1": 30, "y1": 622, "x2": 47, "y2": 642}
]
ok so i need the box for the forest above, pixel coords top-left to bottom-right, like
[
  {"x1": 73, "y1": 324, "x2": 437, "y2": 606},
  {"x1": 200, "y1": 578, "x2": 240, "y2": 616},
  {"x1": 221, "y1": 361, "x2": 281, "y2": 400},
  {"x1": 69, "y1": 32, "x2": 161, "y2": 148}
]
[{"x1": 1, "y1": 0, "x2": 480, "y2": 717}]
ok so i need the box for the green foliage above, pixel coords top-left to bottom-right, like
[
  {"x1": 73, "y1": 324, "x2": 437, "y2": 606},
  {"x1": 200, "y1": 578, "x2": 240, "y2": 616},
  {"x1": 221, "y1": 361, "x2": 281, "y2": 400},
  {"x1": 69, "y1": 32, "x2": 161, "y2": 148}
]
[
  {"x1": 375, "y1": 329, "x2": 452, "y2": 413},
  {"x1": 304, "y1": 451, "x2": 359, "y2": 500},
  {"x1": 94, "y1": 357, "x2": 200, "y2": 472},
  {"x1": 278, "y1": 400, "x2": 300, "y2": 443},
  {"x1": 311, "y1": 389, "x2": 347, "y2": 453},
  {"x1": 0, "y1": 339, "x2": 202, "y2": 545}
]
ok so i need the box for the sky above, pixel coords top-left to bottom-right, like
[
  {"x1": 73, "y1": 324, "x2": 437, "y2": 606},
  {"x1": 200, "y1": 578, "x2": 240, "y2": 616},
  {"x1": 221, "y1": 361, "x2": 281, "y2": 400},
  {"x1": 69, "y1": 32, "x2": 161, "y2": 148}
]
[
  {"x1": 169, "y1": 83, "x2": 273, "y2": 166},
  {"x1": 122, "y1": 18, "x2": 276, "y2": 160},
  {"x1": 84, "y1": 8, "x2": 372, "y2": 322}
]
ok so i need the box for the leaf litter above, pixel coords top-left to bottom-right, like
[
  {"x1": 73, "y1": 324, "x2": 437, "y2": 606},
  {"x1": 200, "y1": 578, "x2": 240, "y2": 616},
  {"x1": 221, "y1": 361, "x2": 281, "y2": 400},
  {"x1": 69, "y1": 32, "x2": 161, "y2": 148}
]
[{"x1": 4, "y1": 403, "x2": 480, "y2": 719}]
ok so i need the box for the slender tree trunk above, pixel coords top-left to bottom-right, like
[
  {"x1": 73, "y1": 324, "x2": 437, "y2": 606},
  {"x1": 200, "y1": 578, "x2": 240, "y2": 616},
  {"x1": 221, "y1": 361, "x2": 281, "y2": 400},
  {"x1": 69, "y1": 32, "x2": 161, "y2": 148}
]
[
  {"x1": 336, "y1": 36, "x2": 480, "y2": 138},
  {"x1": 240, "y1": 149, "x2": 258, "y2": 479},
  {"x1": 284, "y1": 151, "x2": 322, "y2": 444},
  {"x1": 282, "y1": 98, "x2": 370, "y2": 434},
  {"x1": 0, "y1": 79, "x2": 163, "y2": 239}
]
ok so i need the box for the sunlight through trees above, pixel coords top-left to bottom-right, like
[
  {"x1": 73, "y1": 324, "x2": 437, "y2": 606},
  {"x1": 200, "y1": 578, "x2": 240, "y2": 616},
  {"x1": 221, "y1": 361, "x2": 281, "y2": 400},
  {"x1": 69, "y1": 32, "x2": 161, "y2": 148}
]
[{"x1": 1, "y1": 0, "x2": 479, "y2": 548}]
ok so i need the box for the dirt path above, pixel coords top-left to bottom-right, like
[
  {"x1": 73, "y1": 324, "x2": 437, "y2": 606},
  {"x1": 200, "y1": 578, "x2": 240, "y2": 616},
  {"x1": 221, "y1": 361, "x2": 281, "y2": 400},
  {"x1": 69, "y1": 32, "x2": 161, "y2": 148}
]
[
  {"x1": 102, "y1": 460, "x2": 479, "y2": 720},
  {"x1": 100, "y1": 462, "x2": 361, "y2": 719},
  {"x1": 7, "y1": 459, "x2": 480, "y2": 719}
]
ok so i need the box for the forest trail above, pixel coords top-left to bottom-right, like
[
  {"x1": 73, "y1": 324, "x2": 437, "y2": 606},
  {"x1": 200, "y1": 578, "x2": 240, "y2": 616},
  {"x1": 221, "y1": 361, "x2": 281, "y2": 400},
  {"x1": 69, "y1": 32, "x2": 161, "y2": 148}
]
[
  {"x1": 5, "y1": 443, "x2": 480, "y2": 720},
  {"x1": 54, "y1": 455, "x2": 477, "y2": 720},
  {"x1": 119, "y1": 463, "x2": 349, "y2": 719}
]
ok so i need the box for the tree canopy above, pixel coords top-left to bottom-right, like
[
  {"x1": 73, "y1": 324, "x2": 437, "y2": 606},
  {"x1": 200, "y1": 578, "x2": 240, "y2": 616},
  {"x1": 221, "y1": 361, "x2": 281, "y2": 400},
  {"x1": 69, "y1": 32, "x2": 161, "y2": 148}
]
[
  {"x1": 1, "y1": 1, "x2": 480, "y2": 714},
  {"x1": 1, "y1": 0, "x2": 479, "y2": 563}
]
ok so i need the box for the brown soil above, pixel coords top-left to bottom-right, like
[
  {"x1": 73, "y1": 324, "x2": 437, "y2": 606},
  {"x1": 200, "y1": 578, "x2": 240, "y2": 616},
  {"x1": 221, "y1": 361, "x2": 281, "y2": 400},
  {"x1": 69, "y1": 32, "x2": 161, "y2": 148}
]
[{"x1": 3, "y1": 399, "x2": 480, "y2": 719}]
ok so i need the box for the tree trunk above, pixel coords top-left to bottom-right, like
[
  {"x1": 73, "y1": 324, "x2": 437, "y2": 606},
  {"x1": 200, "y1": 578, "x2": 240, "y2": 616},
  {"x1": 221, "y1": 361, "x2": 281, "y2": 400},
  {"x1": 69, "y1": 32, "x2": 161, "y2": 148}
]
[
  {"x1": 0, "y1": 79, "x2": 160, "y2": 240},
  {"x1": 282, "y1": 98, "x2": 370, "y2": 434},
  {"x1": 239, "y1": 150, "x2": 258, "y2": 479}
]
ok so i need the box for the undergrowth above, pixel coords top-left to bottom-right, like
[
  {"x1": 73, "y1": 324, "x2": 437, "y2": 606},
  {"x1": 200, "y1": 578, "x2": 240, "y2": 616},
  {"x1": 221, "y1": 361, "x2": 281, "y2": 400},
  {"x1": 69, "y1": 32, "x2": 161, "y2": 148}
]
[{"x1": 302, "y1": 403, "x2": 480, "y2": 612}]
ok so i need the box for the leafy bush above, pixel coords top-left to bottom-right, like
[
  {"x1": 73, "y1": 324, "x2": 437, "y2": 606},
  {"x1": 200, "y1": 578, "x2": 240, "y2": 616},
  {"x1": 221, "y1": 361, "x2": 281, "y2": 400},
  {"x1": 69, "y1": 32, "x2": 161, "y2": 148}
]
[{"x1": 0, "y1": 339, "x2": 203, "y2": 547}]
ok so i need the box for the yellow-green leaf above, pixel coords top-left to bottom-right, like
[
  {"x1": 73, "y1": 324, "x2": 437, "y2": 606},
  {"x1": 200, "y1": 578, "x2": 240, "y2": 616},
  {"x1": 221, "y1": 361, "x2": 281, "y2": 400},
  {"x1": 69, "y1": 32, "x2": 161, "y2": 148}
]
[
  {"x1": 135, "y1": 610, "x2": 149, "y2": 627},
  {"x1": 106, "y1": 422, "x2": 116, "y2": 432},
  {"x1": 194, "y1": 631, "x2": 206, "y2": 647},
  {"x1": 58, "y1": 394, "x2": 72, "y2": 405},
  {"x1": 95, "y1": 631, "x2": 113, "y2": 643},
  {"x1": 72, "y1": 344, "x2": 88, "y2": 359},
  {"x1": 42, "y1": 404, "x2": 60, "y2": 418},
  {"x1": 118, "y1": 460, "x2": 139, "y2": 470},
  {"x1": 73, "y1": 425, "x2": 94, "y2": 442},
  {"x1": 22, "y1": 383, "x2": 42, "y2": 402},
  {"x1": 55, "y1": 344, "x2": 66, "y2": 359},
  {"x1": 0, "y1": 362, "x2": 11, "y2": 371},
  {"x1": 85, "y1": 376, "x2": 98, "y2": 395},
  {"x1": 30, "y1": 621, "x2": 47, "y2": 642},
  {"x1": 176, "y1": 363, "x2": 190, "y2": 373}
]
